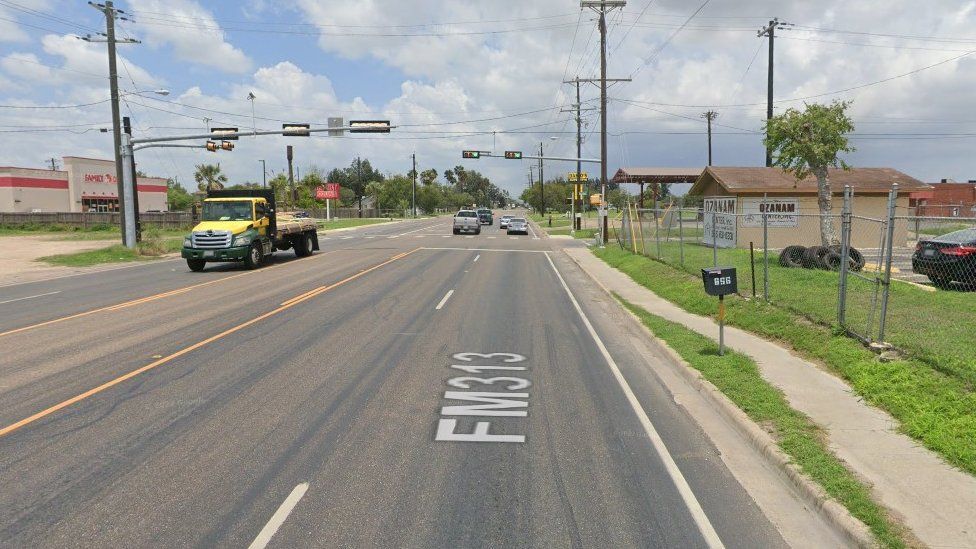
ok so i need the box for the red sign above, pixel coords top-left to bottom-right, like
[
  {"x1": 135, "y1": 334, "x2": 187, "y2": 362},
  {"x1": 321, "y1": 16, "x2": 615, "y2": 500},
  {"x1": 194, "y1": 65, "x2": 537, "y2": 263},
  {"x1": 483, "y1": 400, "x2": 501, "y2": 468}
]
[{"x1": 324, "y1": 183, "x2": 341, "y2": 199}]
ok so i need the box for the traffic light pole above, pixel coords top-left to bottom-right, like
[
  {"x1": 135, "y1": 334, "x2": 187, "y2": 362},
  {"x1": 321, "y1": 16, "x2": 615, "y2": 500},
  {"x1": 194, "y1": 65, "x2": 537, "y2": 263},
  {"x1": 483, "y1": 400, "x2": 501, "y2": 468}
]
[
  {"x1": 539, "y1": 142, "x2": 545, "y2": 215},
  {"x1": 411, "y1": 153, "x2": 417, "y2": 217}
]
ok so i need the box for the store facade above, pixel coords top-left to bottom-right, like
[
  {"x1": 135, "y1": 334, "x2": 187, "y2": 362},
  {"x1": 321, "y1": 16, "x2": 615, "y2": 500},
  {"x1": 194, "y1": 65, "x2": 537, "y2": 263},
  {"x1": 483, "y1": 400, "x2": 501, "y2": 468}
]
[{"x1": 0, "y1": 156, "x2": 168, "y2": 213}]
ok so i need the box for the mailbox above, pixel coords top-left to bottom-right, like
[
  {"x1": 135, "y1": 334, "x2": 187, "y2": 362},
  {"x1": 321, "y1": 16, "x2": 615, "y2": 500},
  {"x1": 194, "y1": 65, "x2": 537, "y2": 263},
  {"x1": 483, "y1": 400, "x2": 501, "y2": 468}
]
[{"x1": 701, "y1": 267, "x2": 737, "y2": 296}]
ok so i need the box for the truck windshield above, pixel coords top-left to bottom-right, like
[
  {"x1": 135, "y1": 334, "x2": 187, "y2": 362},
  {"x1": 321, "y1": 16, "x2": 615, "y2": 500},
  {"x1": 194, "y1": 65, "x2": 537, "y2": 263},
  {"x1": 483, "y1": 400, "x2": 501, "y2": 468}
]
[{"x1": 203, "y1": 201, "x2": 253, "y2": 221}]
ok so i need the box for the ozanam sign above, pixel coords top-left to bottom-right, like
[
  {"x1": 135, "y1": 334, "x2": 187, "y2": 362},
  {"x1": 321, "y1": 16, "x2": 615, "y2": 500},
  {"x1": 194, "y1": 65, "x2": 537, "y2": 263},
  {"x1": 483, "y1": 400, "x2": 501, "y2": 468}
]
[
  {"x1": 702, "y1": 197, "x2": 737, "y2": 248},
  {"x1": 315, "y1": 183, "x2": 341, "y2": 200},
  {"x1": 741, "y1": 197, "x2": 799, "y2": 227}
]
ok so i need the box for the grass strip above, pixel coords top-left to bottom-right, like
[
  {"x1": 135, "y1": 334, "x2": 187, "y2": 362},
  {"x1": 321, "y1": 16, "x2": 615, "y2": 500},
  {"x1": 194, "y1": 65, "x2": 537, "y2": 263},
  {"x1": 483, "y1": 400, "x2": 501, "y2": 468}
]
[
  {"x1": 593, "y1": 245, "x2": 976, "y2": 477},
  {"x1": 38, "y1": 238, "x2": 182, "y2": 267},
  {"x1": 617, "y1": 298, "x2": 905, "y2": 548}
]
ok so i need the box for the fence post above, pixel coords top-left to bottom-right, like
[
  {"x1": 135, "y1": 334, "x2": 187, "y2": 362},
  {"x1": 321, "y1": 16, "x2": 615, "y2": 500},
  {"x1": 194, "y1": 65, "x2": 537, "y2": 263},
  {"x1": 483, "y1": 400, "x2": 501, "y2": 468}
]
[
  {"x1": 837, "y1": 185, "x2": 853, "y2": 328},
  {"x1": 878, "y1": 184, "x2": 899, "y2": 342},
  {"x1": 678, "y1": 198, "x2": 685, "y2": 266},
  {"x1": 654, "y1": 207, "x2": 662, "y2": 259},
  {"x1": 762, "y1": 193, "x2": 769, "y2": 301}
]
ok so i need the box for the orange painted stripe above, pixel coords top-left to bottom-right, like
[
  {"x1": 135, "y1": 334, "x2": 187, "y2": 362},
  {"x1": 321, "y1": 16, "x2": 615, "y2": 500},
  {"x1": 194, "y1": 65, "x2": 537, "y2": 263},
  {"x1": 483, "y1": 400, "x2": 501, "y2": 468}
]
[
  {"x1": 0, "y1": 249, "x2": 341, "y2": 339},
  {"x1": 0, "y1": 248, "x2": 421, "y2": 439}
]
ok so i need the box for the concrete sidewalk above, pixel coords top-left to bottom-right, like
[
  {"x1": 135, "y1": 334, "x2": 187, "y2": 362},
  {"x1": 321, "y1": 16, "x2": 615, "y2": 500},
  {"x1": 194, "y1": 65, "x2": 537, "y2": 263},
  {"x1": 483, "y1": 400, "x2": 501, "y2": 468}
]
[{"x1": 565, "y1": 247, "x2": 976, "y2": 549}]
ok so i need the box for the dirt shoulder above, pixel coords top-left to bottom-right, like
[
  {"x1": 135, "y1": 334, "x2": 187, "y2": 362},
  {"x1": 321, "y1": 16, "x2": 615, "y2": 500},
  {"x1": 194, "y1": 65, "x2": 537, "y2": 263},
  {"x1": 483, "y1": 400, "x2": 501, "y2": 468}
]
[{"x1": 0, "y1": 235, "x2": 147, "y2": 286}]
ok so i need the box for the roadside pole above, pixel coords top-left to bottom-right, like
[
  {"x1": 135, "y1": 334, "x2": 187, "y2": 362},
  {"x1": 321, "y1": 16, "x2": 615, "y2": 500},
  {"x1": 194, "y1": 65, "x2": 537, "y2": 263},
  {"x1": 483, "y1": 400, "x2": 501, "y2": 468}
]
[
  {"x1": 119, "y1": 133, "x2": 138, "y2": 247},
  {"x1": 762, "y1": 192, "x2": 769, "y2": 301},
  {"x1": 878, "y1": 183, "x2": 899, "y2": 342},
  {"x1": 837, "y1": 186, "x2": 853, "y2": 327}
]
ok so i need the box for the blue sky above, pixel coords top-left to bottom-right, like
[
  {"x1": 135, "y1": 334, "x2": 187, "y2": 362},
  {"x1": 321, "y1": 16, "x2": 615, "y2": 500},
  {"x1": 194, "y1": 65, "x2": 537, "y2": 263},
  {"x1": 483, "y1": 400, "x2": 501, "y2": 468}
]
[{"x1": 3, "y1": 0, "x2": 976, "y2": 198}]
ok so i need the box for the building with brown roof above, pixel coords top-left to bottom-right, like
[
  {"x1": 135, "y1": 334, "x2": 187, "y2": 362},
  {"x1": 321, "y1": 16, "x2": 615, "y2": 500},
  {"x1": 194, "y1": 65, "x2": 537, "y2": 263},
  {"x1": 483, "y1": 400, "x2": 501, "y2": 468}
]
[
  {"x1": 909, "y1": 180, "x2": 976, "y2": 217},
  {"x1": 687, "y1": 166, "x2": 930, "y2": 249}
]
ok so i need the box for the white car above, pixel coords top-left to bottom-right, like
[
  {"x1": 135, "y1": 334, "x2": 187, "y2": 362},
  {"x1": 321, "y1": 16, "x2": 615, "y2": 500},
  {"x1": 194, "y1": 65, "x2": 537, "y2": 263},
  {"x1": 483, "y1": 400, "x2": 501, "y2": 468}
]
[{"x1": 499, "y1": 215, "x2": 514, "y2": 229}]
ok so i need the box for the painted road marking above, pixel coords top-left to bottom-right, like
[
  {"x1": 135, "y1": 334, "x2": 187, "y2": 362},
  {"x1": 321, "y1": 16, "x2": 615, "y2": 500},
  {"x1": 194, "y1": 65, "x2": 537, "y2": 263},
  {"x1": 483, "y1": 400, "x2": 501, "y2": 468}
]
[
  {"x1": 0, "y1": 249, "x2": 345, "y2": 339},
  {"x1": 247, "y1": 483, "x2": 309, "y2": 549},
  {"x1": 473, "y1": 254, "x2": 480, "y2": 263},
  {"x1": 421, "y1": 247, "x2": 547, "y2": 253},
  {"x1": 0, "y1": 291, "x2": 61, "y2": 305},
  {"x1": 0, "y1": 249, "x2": 421, "y2": 439},
  {"x1": 0, "y1": 258, "x2": 182, "y2": 289},
  {"x1": 544, "y1": 252, "x2": 724, "y2": 548},
  {"x1": 487, "y1": 236, "x2": 496, "y2": 239},
  {"x1": 435, "y1": 352, "x2": 530, "y2": 443},
  {"x1": 528, "y1": 224, "x2": 539, "y2": 240},
  {"x1": 435, "y1": 289, "x2": 455, "y2": 310}
]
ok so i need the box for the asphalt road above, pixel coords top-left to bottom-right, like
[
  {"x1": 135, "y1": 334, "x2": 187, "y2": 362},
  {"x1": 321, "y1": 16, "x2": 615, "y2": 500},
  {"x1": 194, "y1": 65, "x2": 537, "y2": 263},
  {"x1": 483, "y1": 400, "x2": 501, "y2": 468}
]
[{"x1": 0, "y1": 214, "x2": 831, "y2": 547}]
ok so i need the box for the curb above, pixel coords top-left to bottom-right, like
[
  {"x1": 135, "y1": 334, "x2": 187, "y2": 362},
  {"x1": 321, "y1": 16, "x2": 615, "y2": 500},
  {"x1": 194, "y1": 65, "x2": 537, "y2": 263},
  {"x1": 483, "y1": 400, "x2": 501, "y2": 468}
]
[{"x1": 563, "y1": 249, "x2": 878, "y2": 549}]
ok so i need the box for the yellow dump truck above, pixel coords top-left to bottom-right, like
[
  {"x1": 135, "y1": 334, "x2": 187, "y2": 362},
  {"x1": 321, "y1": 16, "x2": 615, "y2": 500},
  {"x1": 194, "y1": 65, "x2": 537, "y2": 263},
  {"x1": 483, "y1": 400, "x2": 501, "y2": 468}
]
[{"x1": 181, "y1": 189, "x2": 319, "y2": 271}]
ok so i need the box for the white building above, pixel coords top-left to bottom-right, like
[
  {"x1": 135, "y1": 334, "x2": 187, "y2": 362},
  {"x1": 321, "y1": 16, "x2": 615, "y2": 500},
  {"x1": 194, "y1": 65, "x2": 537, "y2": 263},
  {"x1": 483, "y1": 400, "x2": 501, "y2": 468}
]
[{"x1": 0, "y1": 156, "x2": 168, "y2": 213}]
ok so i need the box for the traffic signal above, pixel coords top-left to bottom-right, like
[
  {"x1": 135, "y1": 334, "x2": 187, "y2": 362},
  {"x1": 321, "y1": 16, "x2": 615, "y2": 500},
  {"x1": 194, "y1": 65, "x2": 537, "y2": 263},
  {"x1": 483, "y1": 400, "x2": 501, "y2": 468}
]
[
  {"x1": 205, "y1": 140, "x2": 218, "y2": 152},
  {"x1": 282, "y1": 123, "x2": 311, "y2": 136},
  {"x1": 220, "y1": 140, "x2": 234, "y2": 151},
  {"x1": 349, "y1": 120, "x2": 391, "y2": 133},
  {"x1": 504, "y1": 151, "x2": 522, "y2": 159},
  {"x1": 462, "y1": 150, "x2": 480, "y2": 159},
  {"x1": 210, "y1": 127, "x2": 239, "y2": 141}
]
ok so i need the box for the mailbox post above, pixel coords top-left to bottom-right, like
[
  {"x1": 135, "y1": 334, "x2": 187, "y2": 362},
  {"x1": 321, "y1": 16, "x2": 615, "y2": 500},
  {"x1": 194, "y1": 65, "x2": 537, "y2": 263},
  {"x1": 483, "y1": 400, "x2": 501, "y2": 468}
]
[{"x1": 701, "y1": 267, "x2": 738, "y2": 355}]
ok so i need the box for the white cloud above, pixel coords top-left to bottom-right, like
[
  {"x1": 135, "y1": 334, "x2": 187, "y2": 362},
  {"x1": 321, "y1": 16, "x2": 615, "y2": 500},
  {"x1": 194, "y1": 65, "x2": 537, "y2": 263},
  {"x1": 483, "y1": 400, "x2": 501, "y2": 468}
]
[{"x1": 127, "y1": 0, "x2": 253, "y2": 74}]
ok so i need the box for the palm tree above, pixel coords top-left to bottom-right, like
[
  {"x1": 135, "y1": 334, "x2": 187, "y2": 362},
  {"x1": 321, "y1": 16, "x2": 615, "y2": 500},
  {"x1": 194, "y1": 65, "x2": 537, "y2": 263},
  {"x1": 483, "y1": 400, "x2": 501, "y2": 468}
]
[{"x1": 194, "y1": 163, "x2": 228, "y2": 193}]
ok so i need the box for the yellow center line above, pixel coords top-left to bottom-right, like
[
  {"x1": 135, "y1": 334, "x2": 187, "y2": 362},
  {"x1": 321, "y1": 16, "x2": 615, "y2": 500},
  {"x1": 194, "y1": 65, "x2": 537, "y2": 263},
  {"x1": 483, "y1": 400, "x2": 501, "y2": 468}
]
[
  {"x1": 0, "y1": 248, "x2": 421, "y2": 439},
  {"x1": 0, "y1": 249, "x2": 342, "y2": 339}
]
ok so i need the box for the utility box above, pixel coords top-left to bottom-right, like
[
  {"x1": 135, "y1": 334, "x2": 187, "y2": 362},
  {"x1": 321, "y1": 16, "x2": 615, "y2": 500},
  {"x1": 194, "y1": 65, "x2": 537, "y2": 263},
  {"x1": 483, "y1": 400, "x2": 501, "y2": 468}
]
[{"x1": 701, "y1": 267, "x2": 737, "y2": 296}]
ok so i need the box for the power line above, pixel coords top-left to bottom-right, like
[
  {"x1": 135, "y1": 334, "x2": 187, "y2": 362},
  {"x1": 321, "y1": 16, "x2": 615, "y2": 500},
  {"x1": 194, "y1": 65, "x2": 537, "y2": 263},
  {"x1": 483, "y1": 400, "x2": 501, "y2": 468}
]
[
  {"x1": 628, "y1": 0, "x2": 711, "y2": 80},
  {"x1": 0, "y1": 98, "x2": 112, "y2": 109},
  {"x1": 127, "y1": 10, "x2": 581, "y2": 29}
]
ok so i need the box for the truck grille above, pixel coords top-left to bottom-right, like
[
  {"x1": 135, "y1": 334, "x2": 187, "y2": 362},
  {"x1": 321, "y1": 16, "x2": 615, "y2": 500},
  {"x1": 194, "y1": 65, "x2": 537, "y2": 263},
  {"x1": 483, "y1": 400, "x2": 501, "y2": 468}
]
[{"x1": 191, "y1": 230, "x2": 232, "y2": 248}]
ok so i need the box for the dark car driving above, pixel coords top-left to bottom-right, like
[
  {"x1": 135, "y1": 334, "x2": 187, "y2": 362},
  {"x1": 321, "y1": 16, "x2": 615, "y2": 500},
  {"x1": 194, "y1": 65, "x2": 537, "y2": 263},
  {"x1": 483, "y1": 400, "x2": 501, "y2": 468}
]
[
  {"x1": 477, "y1": 208, "x2": 493, "y2": 225},
  {"x1": 912, "y1": 227, "x2": 976, "y2": 288}
]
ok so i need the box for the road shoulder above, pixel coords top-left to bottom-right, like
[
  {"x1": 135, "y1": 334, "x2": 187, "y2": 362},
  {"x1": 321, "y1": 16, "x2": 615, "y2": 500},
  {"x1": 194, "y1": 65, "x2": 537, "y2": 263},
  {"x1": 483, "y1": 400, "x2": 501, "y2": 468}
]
[{"x1": 564, "y1": 245, "x2": 976, "y2": 549}]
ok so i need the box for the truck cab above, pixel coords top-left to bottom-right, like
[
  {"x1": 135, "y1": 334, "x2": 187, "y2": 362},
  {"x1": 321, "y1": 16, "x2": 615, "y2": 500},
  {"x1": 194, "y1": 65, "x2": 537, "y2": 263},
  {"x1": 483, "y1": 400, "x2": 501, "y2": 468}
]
[{"x1": 182, "y1": 189, "x2": 319, "y2": 272}]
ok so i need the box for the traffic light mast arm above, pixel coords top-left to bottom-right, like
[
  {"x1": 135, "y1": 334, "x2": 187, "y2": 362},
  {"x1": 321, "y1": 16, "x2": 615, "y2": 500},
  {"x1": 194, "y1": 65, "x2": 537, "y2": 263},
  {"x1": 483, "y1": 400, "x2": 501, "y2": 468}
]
[
  {"x1": 515, "y1": 155, "x2": 601, "y2": 163},
  {"x1": 132, "y1": 143, "x2": 213, "y2": 152},
  {"x1": 129, "y1": 125, "x2": 397, "y2": 145}
]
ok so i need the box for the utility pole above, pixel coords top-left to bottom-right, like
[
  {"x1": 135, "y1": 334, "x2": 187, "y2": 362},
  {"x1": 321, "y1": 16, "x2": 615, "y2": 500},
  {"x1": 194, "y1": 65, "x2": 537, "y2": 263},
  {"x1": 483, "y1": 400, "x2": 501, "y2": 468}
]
[
  {"x1": 86, "y1": 1, "x2": 139, "y2": 246},
  {"x1": 123, "y1": 116, "x2": 141, "y2": 241},
  {"x1": 259, "y1": 159, "x2": 266, "y2": 188},
  {"x1": 582, "y1": 1, "x2": 628, "y2": 244},
  {"x1": 702, "y1": 110, "x2": 718, "y2": 166},
  {"x1": 563, "y1": 77, "x2": 595, "y2": 232},
  {"x1": 286, "y1": 145, "x2": 294, "y2": 208},
  {"x1": 539, "y1": 141, "x2": 545, "y2": 215},
  {"x1": 758, "y1": 18, "x2": 791, "y2": 167},
  {"x1": 49, "y1": 158, "x2": 58, "y2": 170},
  {"x1": 357, "y1": 156, "x2": 363, "y2": 218},
  {"x1": 411, "y1": 153, "x2": 417, "y2": 217}
]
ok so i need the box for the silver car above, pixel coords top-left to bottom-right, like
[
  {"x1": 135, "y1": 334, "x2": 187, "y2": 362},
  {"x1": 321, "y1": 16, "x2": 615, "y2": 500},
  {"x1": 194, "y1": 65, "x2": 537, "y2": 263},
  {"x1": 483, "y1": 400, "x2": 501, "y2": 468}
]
[
  {"x1": 506, "y1": 217, "x2": 528, "y2": 235},
  {"x1": 499, "y1": 215, "x2": 513, "y2": 229}
]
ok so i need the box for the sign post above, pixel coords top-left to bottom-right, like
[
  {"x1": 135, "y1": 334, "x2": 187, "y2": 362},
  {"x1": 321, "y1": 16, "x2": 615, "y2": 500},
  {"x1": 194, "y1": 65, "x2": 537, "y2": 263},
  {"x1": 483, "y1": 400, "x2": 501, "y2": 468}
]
[{"x1": 701, "y1": 267, "x2": 738, "y2": 355}]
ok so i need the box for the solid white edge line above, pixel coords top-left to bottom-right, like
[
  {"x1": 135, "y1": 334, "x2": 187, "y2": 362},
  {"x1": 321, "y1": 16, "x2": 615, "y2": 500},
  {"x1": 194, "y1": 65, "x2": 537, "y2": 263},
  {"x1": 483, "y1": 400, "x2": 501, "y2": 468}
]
[
  {"x1": 247, "y1": 482, "x2": 309, "y2": 549},
  {"x1": 473, "y1": 254, "x2": 481, "y2": 263},
  {"x1": 435, "y1": 289, "x2": 455, "y2": 310},
  {"x1": 0, "y1": 290, "x2": 61, "y2": 305},
  {"x1": 528, "y1": 224, "x2": 539, "y2": 240},
  {"x1": 543, "y1": 252, "x2": 725, "y2": 549}
]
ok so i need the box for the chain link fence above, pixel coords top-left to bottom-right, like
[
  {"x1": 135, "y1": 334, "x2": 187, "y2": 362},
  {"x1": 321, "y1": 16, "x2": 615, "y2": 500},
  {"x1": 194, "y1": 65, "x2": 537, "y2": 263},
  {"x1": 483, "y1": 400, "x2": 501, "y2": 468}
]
[{"x1": 616, "y1": 187, "x2": 976, "y2": 354}]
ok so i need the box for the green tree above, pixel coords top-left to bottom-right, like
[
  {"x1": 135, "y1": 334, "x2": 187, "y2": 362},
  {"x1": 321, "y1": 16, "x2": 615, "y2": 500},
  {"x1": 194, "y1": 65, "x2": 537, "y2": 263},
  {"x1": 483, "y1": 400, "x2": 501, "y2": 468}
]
[
  {"x1": 420, "y1": 168, "x2": 438, "y2": 186},
  {"x1": 194, "y1": 163, "x2": 228, "y2": 193},
  {"x1": 765, "y1": 100, "x2": 855, "y2": 246},
  {"x1": 166, "y1": 178, "x2": 194, "y2": 211}
]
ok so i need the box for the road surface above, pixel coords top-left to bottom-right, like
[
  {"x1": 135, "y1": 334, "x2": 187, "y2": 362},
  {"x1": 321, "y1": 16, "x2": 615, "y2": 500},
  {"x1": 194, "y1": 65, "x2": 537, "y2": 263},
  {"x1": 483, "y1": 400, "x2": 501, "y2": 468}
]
[{"x1": 0, "y1": 215, "x2": 840, "y2": 547}]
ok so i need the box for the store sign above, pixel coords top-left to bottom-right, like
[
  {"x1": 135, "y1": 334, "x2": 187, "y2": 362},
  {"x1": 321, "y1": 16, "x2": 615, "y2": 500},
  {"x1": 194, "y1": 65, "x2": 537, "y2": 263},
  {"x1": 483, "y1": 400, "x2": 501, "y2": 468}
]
[
  {"x1": 741, "y1": 197, "x2": 798, "y2": 227},
  {"x1": 324, "y1": 183, "x2": 340, "y2": 199},
  {"x1": 83, "y1": 173, "x2": 117, "y2": 184},
  {"x1": 702, "y1": 197, "x2": 737, "y2": 248}
]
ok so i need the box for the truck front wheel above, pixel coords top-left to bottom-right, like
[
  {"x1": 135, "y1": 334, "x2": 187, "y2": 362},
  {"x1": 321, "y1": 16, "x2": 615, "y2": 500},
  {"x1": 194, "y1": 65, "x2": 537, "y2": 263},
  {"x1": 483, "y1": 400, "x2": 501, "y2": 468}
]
[
  {"x1": 244, "y1": 243, "x2": 262, "y2": 269},
  {"x1": 186, "y1": 258, "x2": 206, "y2": 272}
]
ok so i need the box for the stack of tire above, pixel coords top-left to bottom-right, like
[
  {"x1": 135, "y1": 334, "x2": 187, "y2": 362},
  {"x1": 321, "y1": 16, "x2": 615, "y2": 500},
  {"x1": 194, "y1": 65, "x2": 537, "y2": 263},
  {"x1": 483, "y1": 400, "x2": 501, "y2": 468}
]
[{"x1": 779, "y1": 245, "x2": 865, "y2": 272}]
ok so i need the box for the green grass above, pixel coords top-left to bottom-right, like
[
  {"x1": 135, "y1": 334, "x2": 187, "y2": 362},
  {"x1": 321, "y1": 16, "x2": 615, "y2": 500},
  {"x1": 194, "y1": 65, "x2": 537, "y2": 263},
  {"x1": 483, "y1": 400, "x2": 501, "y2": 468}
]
[
  {"x1": 317, "y1": 218, "x2": 392, "y2": 230},
  {"x1": 0, "y1": 223, "x2": 187, "y2": 241},
  {"x1": 618, "y1": 238, "x2": 976, "y2": 387},
  {"x1": 619, "y1": 299, "x2": 905, "y2": 548},
  {"x1": 917, "y1": 224, "x2": 972, "y2": 236},
  {"x1": 37, "y1": 238, "x2": 182, "y2": 267},
  {"x1": 594, "y1": 245, "x2": 976, "y2": 477}
]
